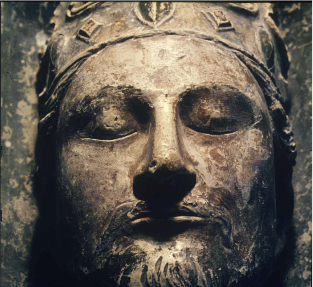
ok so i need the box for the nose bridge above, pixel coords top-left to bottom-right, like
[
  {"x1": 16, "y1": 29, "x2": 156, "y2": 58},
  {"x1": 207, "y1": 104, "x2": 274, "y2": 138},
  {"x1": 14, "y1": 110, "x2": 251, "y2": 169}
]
[
  {"x1": 152, "y1": 97, "x2": 181, "y2": 168},
  {"x1": 133, "y1": 95, "x2": 197, "y2": 206}
]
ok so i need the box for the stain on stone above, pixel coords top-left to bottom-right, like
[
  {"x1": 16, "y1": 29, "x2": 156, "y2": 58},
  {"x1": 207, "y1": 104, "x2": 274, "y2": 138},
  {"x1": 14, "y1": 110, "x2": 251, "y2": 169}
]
[{"x1": 209, "y1": 148, "x2": 226, "y2": 166}]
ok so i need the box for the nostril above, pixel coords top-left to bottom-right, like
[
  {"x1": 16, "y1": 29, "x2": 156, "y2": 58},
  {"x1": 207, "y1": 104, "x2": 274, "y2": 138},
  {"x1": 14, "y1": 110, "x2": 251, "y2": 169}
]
[
  {"x1": 148, "y1": 160, "x2": 158, "y2": 173},
  {"x1": 150, "y1": 160, "x2": 157, "y2": 167}
]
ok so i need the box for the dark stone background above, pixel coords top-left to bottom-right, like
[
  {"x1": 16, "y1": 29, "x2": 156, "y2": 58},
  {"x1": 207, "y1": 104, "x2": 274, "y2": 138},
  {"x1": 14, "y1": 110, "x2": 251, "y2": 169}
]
[{"x1": 1, "y1": 2, "x2": 311, "y2": 287}]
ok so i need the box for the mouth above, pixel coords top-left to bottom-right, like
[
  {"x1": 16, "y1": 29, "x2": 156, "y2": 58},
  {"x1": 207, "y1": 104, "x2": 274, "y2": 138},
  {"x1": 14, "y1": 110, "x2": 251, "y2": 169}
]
[
  {"x1": 122, "y1": 202, "x2": 233, "y2": 243},
  {"x1": 128, "y1": 206, "x2": 206, "y2": 225},
  {"x1": 126, "y1": 206, "x2": 209, "y2": 240}
]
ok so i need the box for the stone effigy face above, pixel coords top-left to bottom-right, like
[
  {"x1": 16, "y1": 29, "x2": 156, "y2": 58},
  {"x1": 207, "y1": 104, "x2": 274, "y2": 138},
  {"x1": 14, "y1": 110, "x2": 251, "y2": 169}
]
[{"x1": 36, "y1": 2, "x2": 296, "y2": 286}]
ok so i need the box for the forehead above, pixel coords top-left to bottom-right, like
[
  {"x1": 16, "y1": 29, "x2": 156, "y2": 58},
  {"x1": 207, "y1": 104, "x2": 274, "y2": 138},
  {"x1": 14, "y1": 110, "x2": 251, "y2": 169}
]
[{"x1": 66, "y1": 35, "x2": 263, "y2": 104}]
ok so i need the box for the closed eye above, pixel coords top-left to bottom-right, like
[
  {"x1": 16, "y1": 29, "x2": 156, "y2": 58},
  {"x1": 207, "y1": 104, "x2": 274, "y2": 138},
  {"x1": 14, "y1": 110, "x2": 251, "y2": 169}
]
[
  {"x1": 66, "y1": 86, "x2": 152, "y2": 141},
  {"x1": 179, "y1": 86, "x2": 259, "y2": 135},
  {"x1": 80, "y1": 105, "x2": 138, "y2": 140}
]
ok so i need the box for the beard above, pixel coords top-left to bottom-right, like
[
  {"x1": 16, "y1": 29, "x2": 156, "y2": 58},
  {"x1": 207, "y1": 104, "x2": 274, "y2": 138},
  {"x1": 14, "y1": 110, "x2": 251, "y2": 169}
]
[
  {"x1": 56, "y1": 187, "x2": 277, "y2": 287},
  {"x1": 75, "y1": 203, "x2": 232, "y2": 287}
]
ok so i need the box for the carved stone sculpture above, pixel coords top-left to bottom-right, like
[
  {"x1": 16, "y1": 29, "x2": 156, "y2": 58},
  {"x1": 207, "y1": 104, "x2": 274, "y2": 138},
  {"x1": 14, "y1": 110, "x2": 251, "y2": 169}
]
[{"x1": 35, "y1": 2, "x2": 296, "y2": 286}]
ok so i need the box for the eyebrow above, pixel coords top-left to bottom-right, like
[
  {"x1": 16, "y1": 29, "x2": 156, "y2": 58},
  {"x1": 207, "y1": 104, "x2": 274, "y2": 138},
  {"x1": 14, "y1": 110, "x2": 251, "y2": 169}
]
[
  {"x1": 68, "y1": 85, "x2": 144, "y2": 116},
  {"x1": 178, "y1": 84, "x2": 249, "y2": 100}
]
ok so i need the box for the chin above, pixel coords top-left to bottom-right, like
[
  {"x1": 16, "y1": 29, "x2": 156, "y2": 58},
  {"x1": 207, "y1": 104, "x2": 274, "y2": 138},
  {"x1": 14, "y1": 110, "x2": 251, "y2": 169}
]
[
  {"x1": 74, "y1": 242, "x2": 276, "y2": 287},
  {"x1": 62, "y1": 216, "x2": 277, "y2": 287}
]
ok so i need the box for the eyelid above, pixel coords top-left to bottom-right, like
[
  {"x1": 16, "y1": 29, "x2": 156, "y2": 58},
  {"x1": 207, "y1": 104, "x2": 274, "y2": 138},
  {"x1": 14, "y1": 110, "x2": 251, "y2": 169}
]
[
  {"x1": 179, "y1": 87, "x2": 261, "y2": 136},
  {"x1": 185, "y1": 115, "x2": 263, "y2": 136},
  {"x1": 80, "y1": 131, "x2": 138, "y2": 142}
]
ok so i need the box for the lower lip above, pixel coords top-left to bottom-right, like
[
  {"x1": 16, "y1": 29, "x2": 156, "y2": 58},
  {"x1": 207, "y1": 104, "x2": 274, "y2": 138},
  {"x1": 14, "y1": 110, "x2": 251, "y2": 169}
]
[{"x1": 131, "y1": 216, "x2": 205, "y2": 225}]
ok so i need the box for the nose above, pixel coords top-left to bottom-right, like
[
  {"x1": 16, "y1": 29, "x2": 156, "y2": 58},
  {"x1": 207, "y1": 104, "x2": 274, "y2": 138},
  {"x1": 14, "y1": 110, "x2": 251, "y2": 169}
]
[{"x1": 133, "y1": 97, "x2": 196, "y2": 207}]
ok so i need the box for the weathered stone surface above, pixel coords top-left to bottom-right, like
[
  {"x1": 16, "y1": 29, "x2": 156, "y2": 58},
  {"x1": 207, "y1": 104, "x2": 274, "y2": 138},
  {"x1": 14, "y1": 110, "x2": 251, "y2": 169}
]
[
  {"x1": 1, "y1": 3, "x2": 58, "y2": 286},
  {"x1": 1, "y1": 2, "x2": 311, "y2": 287},
  {"x1": 273, "y1": 3, "x2": 312, "y2": 287}
]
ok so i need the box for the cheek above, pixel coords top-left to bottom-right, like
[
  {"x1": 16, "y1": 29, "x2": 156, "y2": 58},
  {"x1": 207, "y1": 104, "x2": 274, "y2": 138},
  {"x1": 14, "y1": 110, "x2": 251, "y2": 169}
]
[
  {"x1": 181, "y1": 120, "x2": 274, "y2": 205},
  {"x1": 229, "y1": 127, "x2": 274, "y2": 202},
  {"x1": 56, "y1": 134, "x2": 148, "y2": 228}
]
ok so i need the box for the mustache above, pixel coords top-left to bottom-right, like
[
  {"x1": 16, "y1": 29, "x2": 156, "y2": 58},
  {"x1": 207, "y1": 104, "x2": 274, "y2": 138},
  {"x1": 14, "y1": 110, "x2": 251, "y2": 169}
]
[{"x1": 98, "y1": 187, "x2": 236, "y2": 249}]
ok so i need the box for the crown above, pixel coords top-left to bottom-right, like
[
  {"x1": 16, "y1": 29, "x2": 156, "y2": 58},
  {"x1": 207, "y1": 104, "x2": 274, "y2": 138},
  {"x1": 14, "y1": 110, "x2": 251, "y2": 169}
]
[
  {"x1": 42, "y1": 3, "x2": 290, "y2": 78},
  {"x1": 44, "y1": 2, "x2": 288, "y2": 75},
  {"x1": 38, "y1": 2, "x2": 289, "y2": 115}
]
